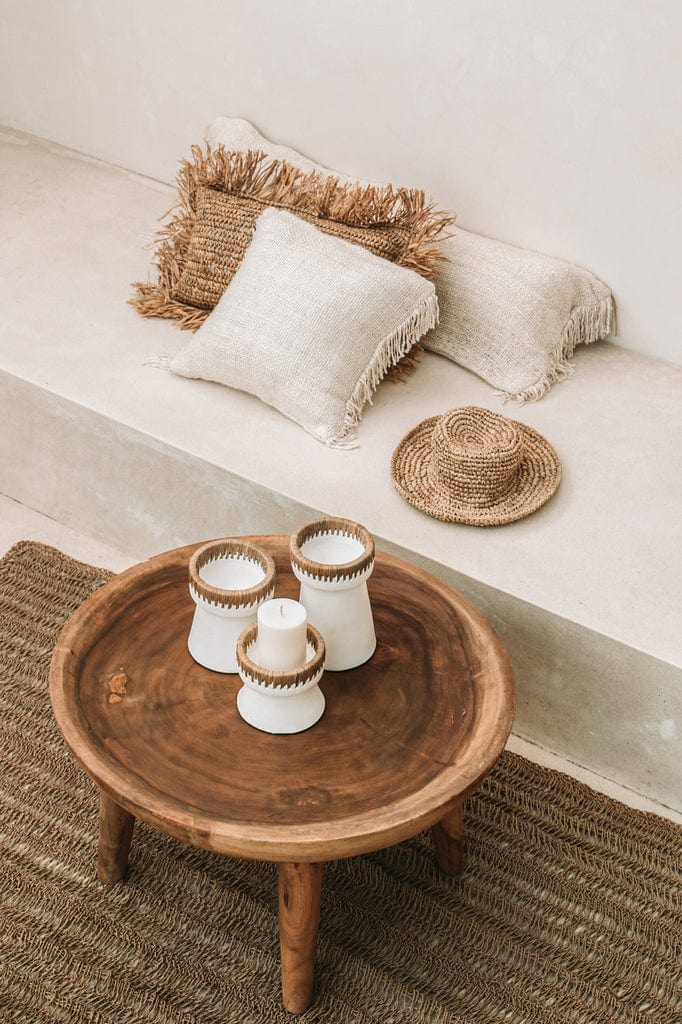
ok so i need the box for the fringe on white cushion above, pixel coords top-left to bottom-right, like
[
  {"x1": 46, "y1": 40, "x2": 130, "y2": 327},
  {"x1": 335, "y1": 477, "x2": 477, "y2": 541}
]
[
  {"x1": 495, "y1": 295, "x2": 615, "y2": 404},
  {"x1": 337, "y1": 292, "x2": 439, "y2": 448},
  {"x1": 144, "y1": 353, "x2": 173, "y2": 369}
]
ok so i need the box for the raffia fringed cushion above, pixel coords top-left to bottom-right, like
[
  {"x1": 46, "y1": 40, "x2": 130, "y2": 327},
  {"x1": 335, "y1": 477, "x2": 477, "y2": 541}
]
[
  {"x1": 206, "y1": 117, "x2": 615, "y2": 402},
  {"x1": 173, "y1": 187, "x2": 415, "y2": 312},
  {"x1": 131, "y1": 144, "x2": 452, "y2": 334},
  {"x1": 164, "y1": 208, "x2": 438, "y2": 449}
]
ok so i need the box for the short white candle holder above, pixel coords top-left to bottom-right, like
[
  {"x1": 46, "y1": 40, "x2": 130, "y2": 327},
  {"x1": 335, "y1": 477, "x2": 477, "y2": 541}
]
[
  {"x1": 187, "y1": 539, "x2": 276, "y2": 674},
  {"x1": 236, "y1": 623, "x2": 326, "y2": 734},
  {"x1": 290, "y1": 517, "x2": 376, "y2": 672}
]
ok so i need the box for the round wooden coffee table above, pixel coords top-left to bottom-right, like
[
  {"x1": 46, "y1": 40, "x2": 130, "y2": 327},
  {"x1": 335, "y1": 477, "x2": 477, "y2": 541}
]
[{"x1": 50, "y1": 536, "x2": 515, "y2": 1014}]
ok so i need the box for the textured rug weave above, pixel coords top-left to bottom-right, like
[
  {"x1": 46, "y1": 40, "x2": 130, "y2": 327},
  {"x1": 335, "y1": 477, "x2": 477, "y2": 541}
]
[{"x1": 0, "y1": 540, "x2": 680, "y2": 1024}]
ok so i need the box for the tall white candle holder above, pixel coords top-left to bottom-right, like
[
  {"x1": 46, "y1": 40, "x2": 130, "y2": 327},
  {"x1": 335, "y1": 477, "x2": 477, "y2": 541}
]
[
  {"x1": 290, "y1": 517, "x2": 376, "y2": 671},
  {"x1": 187, "y1": 539, "x2": 276, "y2": 674},
  {"x1": 236, "y1": 623, "x2": 326, "y2": 734}
]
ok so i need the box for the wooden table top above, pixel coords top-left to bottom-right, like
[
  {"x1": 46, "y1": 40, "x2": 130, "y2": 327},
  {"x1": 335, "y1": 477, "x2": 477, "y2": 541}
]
[{"x1": 50, "y1": 536, "x2": 515, "y2": 862}]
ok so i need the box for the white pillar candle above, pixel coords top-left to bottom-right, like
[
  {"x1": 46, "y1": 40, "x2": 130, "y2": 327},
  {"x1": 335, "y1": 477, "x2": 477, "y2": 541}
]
[{"x1": 256, "y1": 598, "x2": 308, "y2": 671}]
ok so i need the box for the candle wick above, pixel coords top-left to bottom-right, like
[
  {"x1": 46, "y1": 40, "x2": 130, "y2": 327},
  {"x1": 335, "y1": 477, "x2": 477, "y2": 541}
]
[{"x1": 280, "y1": 604, "x2": 284, "y2": 617}]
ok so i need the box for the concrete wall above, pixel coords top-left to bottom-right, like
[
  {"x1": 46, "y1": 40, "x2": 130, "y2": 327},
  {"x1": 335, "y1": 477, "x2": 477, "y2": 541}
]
[{"x1": 1, "y1": 0, "x2": 679, "y2": 365}]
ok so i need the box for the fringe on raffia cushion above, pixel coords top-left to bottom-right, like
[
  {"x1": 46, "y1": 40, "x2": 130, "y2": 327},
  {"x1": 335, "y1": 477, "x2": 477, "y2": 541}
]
[
  {"x1": 131, "y1": 145, "x2": 452, "y2": 345},
  {"x1": 153, "y1": 208, "x2": 438, "y2": 449},
  {"x1": 205, "y1": 117, "x2": 615, "y2": 403}
]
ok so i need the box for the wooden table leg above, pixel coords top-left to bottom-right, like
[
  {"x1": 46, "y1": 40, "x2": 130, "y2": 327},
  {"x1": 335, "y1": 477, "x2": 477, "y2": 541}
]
[
  {"x1": 431, "y1": 801, "x2": 464, "y2": 875},
  {"x1": 278, "y1": 861, "x2": 323, "y2": 1014},
  {"x1": 97, "y1": 791, "x2": 135, "y2": 884}
]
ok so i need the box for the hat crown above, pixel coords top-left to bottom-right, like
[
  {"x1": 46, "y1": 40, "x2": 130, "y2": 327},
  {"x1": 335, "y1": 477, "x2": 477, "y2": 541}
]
[{"x1": 428, "y1": 407, "x2": 524, "y2": 508}]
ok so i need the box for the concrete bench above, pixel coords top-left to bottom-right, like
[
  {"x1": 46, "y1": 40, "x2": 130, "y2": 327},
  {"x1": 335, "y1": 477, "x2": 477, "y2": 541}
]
[{"x1": 2, "y1": 128, "x2": 680, "y2": 811}]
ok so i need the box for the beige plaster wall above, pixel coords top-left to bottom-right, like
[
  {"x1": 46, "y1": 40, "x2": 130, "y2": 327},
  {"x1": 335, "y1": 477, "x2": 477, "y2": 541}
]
[{"x1": 0, "y1": 0, "x2": 679, "y2": 364}]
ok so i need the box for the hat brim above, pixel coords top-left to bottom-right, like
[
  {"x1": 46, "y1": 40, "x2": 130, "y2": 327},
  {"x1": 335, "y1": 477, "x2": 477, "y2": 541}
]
[{"x1": 391, "y1": 415, "x2": 562, "y2": 526}]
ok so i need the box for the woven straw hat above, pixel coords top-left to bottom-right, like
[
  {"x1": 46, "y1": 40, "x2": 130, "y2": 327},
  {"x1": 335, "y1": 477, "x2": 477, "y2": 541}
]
[{"x1": 391, "y1": 406, "x2": 561, "y2": 526}]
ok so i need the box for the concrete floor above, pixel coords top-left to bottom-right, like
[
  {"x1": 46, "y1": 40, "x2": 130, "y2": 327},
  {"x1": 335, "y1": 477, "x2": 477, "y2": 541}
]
[{"x1": 2, "y1": 491, "x2": 679, "y2": 826}]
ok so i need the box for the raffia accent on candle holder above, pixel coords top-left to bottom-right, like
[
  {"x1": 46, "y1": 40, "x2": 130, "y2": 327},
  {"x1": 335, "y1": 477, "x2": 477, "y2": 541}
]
[
  {"x1": 236, "y1": 623, "x2": 326, "y2": 692},
  {"x1": 188, "y1": 539, "x2": 275, "y2": 609},
  {"x1": 290, "y1": 517, "x2": 375, "y2": 584},
  {"x1": 391, "y1": 406, "x2": 562, "y2": 526}
]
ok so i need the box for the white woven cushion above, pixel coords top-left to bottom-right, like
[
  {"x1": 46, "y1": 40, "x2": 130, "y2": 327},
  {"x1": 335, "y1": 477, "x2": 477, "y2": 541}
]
[
  {"x1": 207, "y1": 117, "x2": 614, "y2": 403},
  {"x1": 168, "y1": 208, "x2": 438, "y2": 448}
]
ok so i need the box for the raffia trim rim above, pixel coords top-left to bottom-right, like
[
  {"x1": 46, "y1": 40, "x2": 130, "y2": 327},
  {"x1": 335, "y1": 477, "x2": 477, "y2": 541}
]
[
  {"x1": 130, "y1": 145, "x2": 455, "y2": 333},
  {"x1": 496, "y1": 295, "x2": 616, "y2": 404},
  {"x1": 290, "y1": 517, "x2": 375, "y2": 582},
  {"x1": 335, "y1": 290, "x2": 439, "y2": 449},
  {"x1": 188, "y1": 539, "x2": 276, "y2": 609},
  {"x1": 237, "y1": 623, "x2": 325, "y2": 691}
]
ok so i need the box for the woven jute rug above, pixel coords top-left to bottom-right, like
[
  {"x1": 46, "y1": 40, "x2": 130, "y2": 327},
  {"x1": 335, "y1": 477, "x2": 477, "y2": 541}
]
[{"x1": 1, "y1": 541, "x2": 680, "y2": 1024}]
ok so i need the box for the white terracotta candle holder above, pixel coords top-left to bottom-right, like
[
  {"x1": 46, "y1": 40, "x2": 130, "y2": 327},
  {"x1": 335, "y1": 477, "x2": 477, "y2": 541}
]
[
  {"x1": 290, "y1": 517, "x2": 376, "y2": 671},
  {"x1": 236, "y1": 623, "x2": 326, "y2": 734},
  {"x1": 187, "y1": 539, "x2": 276, "y2": 674}
]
